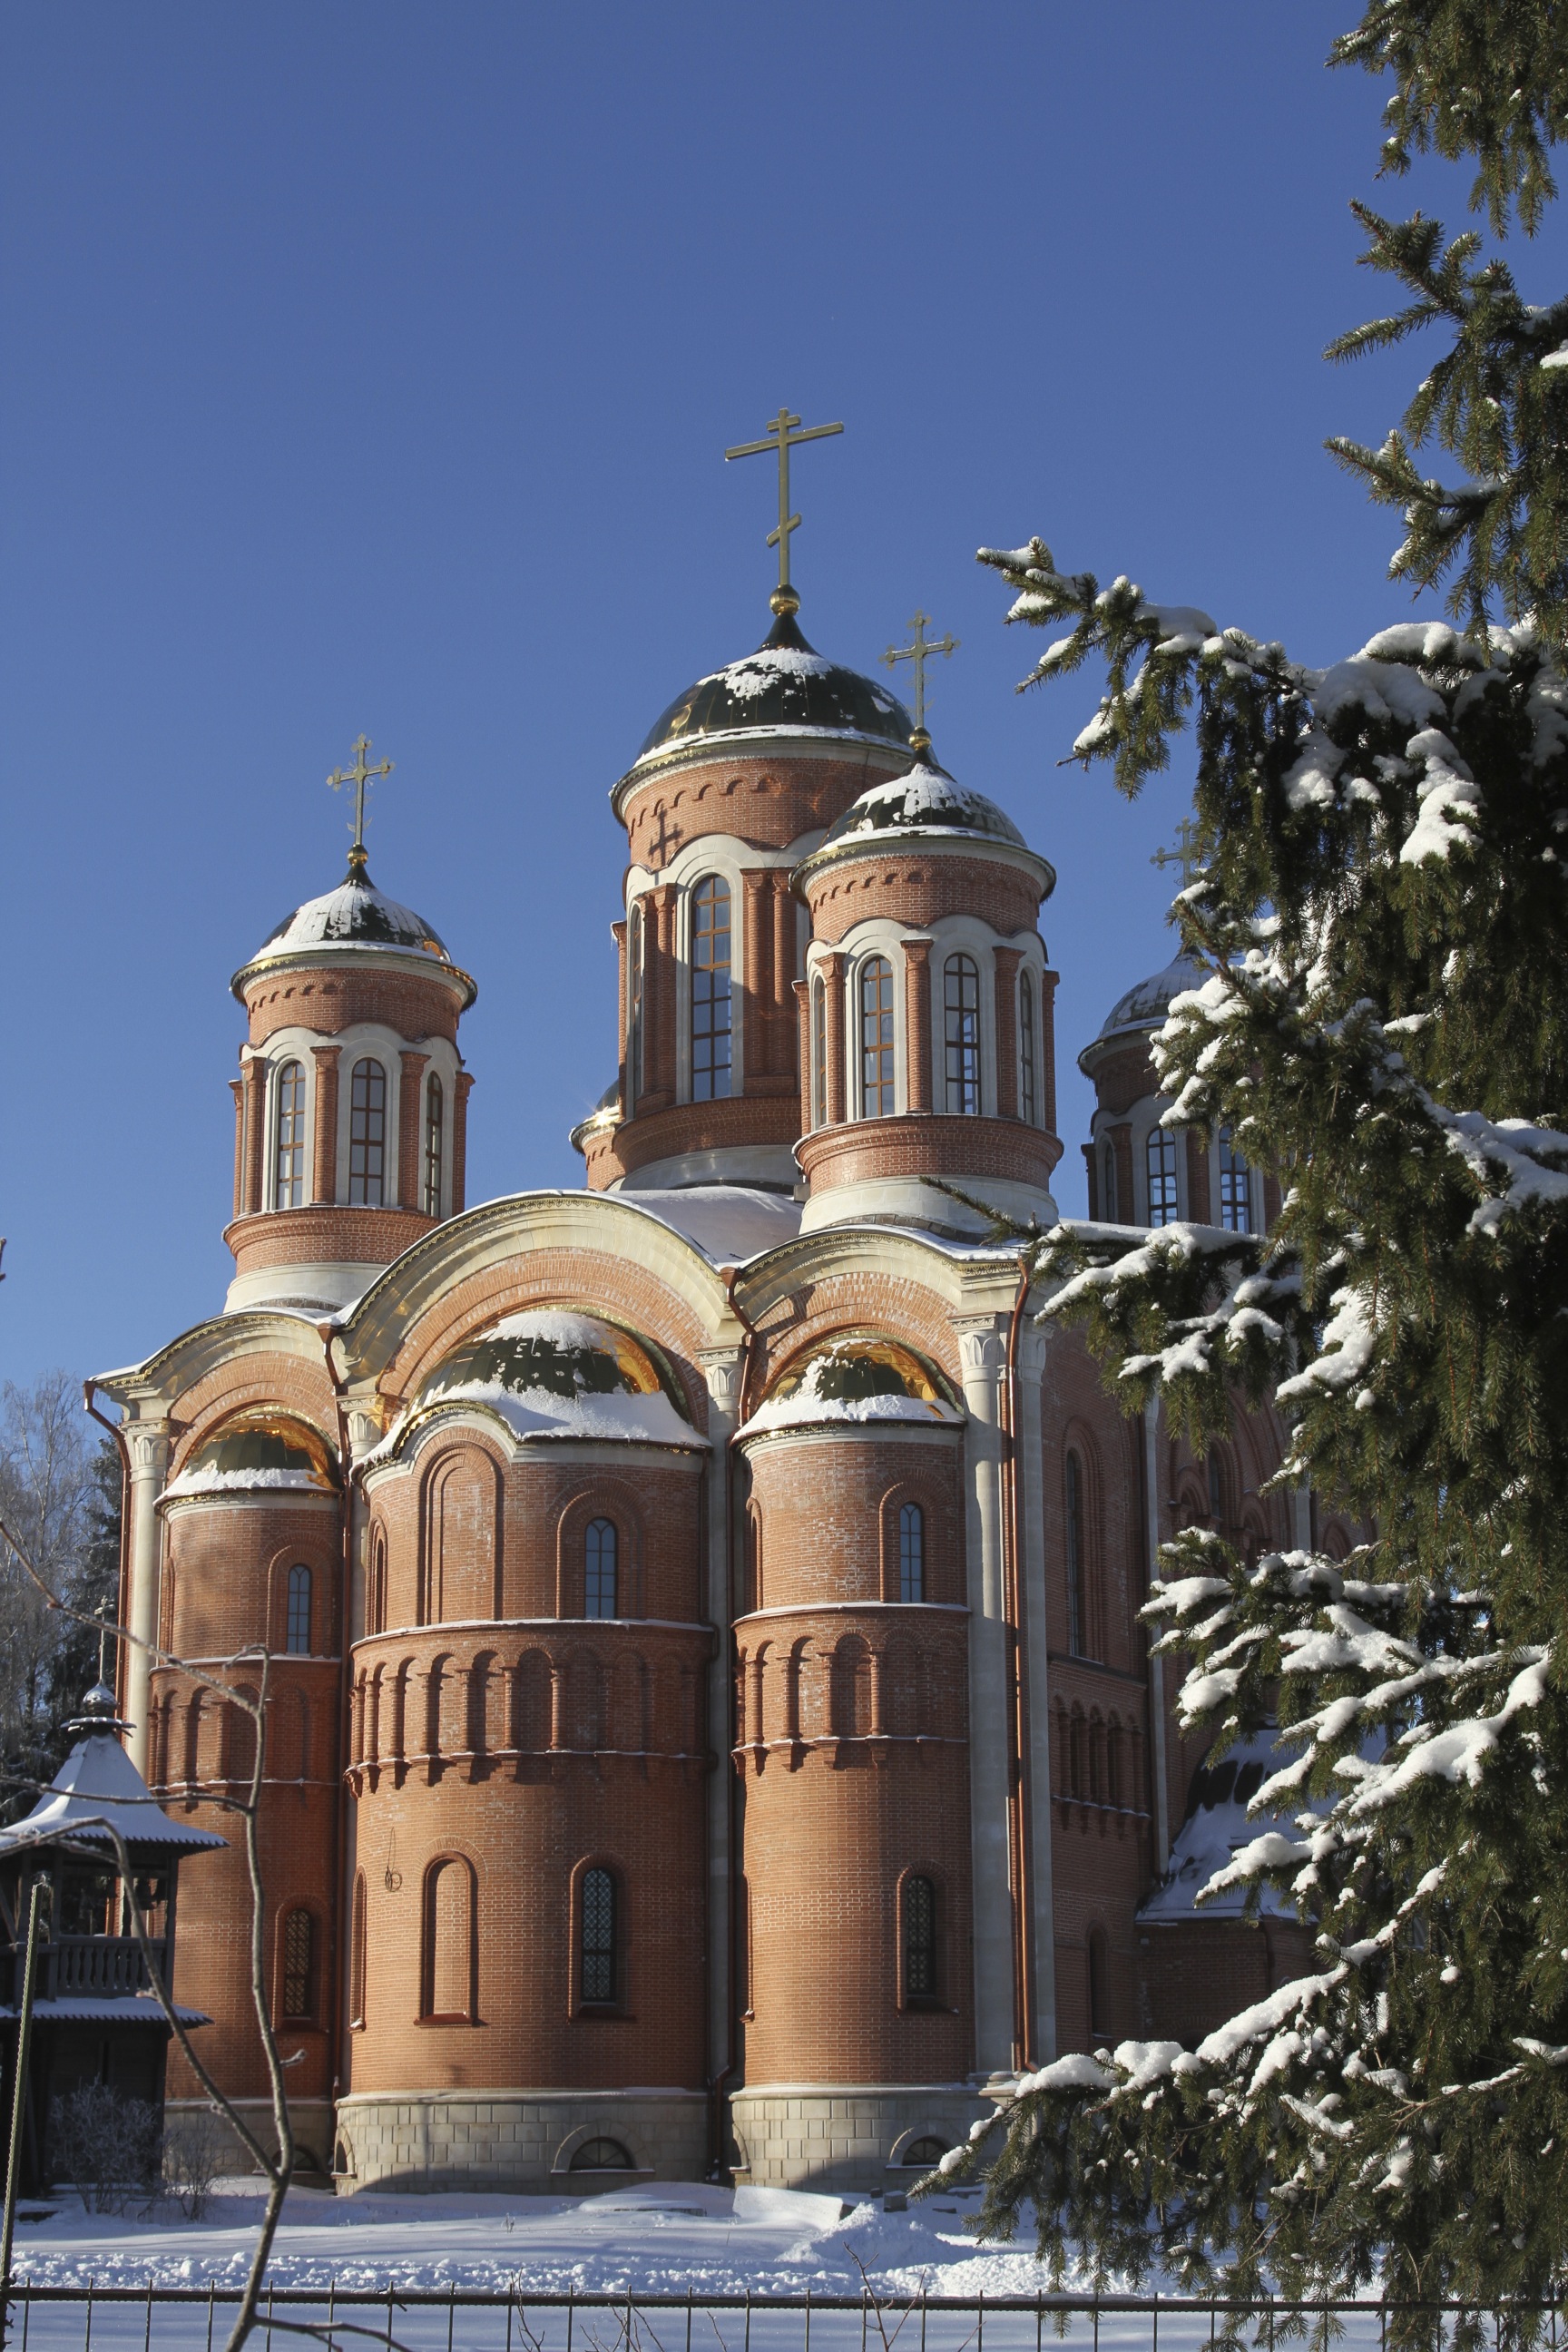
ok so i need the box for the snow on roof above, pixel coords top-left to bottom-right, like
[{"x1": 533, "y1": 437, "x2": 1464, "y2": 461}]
[
  {"x1": 616, "y1": 1185, "x2": 805, "y2": 1263},
  {"x1": 740, "y1": 1388, "x2": 964, "y2": 1439},
  {"x1": 232, "y1": 870, "x2": 475, "y2": 1004},
  {"x1": 1138, "y1": 1727, "x2": 1302, "y2": 1924},
  {"x1": 627, "y1": 610, "x2": 915, "y2": 774},
  {"x1": 0, "y1": 1996, "x2": 211, "y2": 2027},
  {"x1": 0, "y1": 1730, "x2": 227, "y2": 1858},
  {"x1": 162, "y1": 1465, "x2": 329, "y2": 1501},
  {"x1": 411, "y1": 1381, "x2": 706, "y2": 1449},
  {"x1": 1095, "y1": 953, "x2": 1209, "y2": 1044},
  {"x1": 818, "y1": 762, "x2": 1030, "y2": 852}
]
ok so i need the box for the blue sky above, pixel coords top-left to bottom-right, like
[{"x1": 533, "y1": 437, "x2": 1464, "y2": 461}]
[{"x1": 3, "y1": 3, "x2": 1551, "y2": 1395}]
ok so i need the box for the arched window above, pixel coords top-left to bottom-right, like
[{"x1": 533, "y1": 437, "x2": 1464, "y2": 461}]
[
  {"x1": 423, "y1": 1857, "x2": 475, "y2": 2021},
  {"x1": 1218, "y1": 1125, "x2": 1252, "y2": 1231},
  {"x1": 811, "y1": 974, "x2": 827, "y2": 1127},
  {"x1": 348, "y1": 1059, "x2": 387, "y2": 1205},
  {"x1": 691, "y1": 876, "x2": 732, "y2": 1101},
  {"x1": 580, "y1": 1866, "x2": 618, "y2": 2005},
  {"x1": 1065, "y1": 1451, "x2": 1086, "y2": 1658},
  {"x1": 285, "y1": 1563, "x2": 312, "y2": 1655},
  {"x1": 1019, "y1": 971, "x2": 1037, "y2": 1126},
  {"x1": 273, "y1": 1061, "x2": 306, "y2": 1208},
  {"x1": 903, "y1": 1874, "x2": 938, "y2": 2002},
  {"x1": 281, "y1": 1906, "x2": 316, "y2": 2020},
  {"x1": 944, "y1": 954, "x2": 982, "y2": 1113},
  {"x1": 1102, "y1": 1141, "x2": 1118, "y2": 1221},
  {"x1": 903, "y1": 2136, "x2": 951, "y2": 2168},
  {"x1": 1088, "y1": 1926, "x2": 1110, "y2": 2040},
  {"x1": 584, "y1": 1519, "x2": 617, "y2": 1619},
  {"x1": 859, "y1": 957, "x2": 895, "y2": 1116},
  {"x1": 898, "y1": 1504, "x2": 925, "y2": 1604},
  {"x1": 627, "y1": 899, "x2": 644, "y2": 1108},
  {"x1": 570, "y1": 2137, "x2": 632, "y2": 2171},
  {"x1": 1146, "y1": 1125, "x2": 1178, "y2": 1225},
  {"x1": 349, "y1": 1873, "x2": 368, "y2": 2028},
  {"x1": 423, "y1": 1073, "x2": 444, "y2": 1216}
]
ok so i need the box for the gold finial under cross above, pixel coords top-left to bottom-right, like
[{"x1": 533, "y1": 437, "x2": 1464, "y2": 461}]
[
  {"x1": 724, "y1": 407, "x2": 844, "y2": 612},
  {"x1": 328, "y1": 735, "x2": 394, "y2": 875},
  {"x1": 883, "y1": 610, "x2": 958, "y2": 754},
  {"x1": 1151, "y1": 816, "x2": 1202, "y2": 893}
]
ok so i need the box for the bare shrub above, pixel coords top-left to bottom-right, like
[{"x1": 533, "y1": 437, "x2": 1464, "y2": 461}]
[
  {"x1": 162, "y1": 2108, "x2": 227, "y2": 2220},
  {"x1": 49, "y1": 2081, "x2": 161, "y2": 2215}
]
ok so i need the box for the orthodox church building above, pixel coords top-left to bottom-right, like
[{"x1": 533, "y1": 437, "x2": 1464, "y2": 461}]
[{"x1": 94, "y1": 554, "x2": 1348, "y2": 2196}]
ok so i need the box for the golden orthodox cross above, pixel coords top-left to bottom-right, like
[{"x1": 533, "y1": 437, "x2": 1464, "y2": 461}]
[
  {"x1": 328, "y1": 735, "x2": 394, "y2": 871},
  {"x1": 725, "y1": 407, "x2": 844, "y2": 609},
  {"x1": 882, "y1": 610, "x2": 958, "y2": 753},
  {"x1": 1150, "y1": 815, "x2": 1202, "y2": 890}
]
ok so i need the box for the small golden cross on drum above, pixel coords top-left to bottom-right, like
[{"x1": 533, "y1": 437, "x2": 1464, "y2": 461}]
[
  {"x1": 1150, "y1": 815, "x2": 1202, "y2": 891},
  {"x1": 328, "y1": 735, "x2": 394, "y2": 871},
  {"x1": 725, "y1": 407, "x2": 844, "y2": 610},
  {"x1": 883, "y1": 611, "x2": 958, "y2": 753}
]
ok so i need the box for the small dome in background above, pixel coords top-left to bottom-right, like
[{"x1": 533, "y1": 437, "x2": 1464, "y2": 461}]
[
  {"x1": 232, "y1": 869, "x2": 475, "y2": 1004},
  {"x1": 626, "y1": 609, "x2": 915, "y2": 777},
  {"x1": 164, "y1": 1414, "x2": 338, "y2": 1498},
  {"x1": 1096, "y1": 953, "x2": 1208, "y2": 1044},
  {"x1": 817, "y1": 760, "x2": 1029, "y2": 852}
]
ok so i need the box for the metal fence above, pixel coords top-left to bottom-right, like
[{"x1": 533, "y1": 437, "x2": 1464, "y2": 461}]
[{"x1": 0, "y1": 2287, "x2": 1554, "y2": 2352}]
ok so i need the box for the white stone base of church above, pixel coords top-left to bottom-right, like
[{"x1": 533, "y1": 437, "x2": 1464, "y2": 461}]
[
  {"x1": 331, "y1": 2087, "x2": 710, "y2": 2192},
  {"x1": 730, "y1": 2083, "x2": 992, "y2": 2192}
]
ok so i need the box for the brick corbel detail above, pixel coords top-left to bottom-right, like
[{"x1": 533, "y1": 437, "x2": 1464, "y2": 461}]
[
  {"x1": 243, "y1": 1057, "x2": 267, "y2": 1215},
  {"x1": 1112, "y1": 1121, "x2": 1134, "y2": 1226},
  {"x1": 310, "y1": 1046, "x2": 341, "y2": 1206},
  {"x1": 994, "y1": 947, "x2": 1023, "y2": 1120},
  {"x1": 1184, "y1": 1127, "x2": 1211, "y2": 1223},
  {"x1": 453, "y1": 1071, "x2": 475, "y2": 1213},
  {"x1": 822, "y1": 953, "x2": 848, "y2": 1124},
  {"x1": 230, "y1": 1080, "x2": 245, "y2": 1220},
  {"x1": 398, "y1": 1051, "x2": 430, "y2": 1210},
  {"x1": 900, "y1": 939, "x2": 933, "y2": 1113}
]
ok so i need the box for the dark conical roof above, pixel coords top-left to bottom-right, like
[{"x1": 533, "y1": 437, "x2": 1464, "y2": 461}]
[{"x1": 628, "y1": 609, "x2": 916, "y2": 773}]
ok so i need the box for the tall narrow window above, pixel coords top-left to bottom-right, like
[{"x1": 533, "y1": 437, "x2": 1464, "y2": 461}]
[
  {"x1": 1218, "y1": 1125, "x2": 1252, "y2": 1231},
  {"x1": 281, "y1": 1907, "x2": 315, "y2": 2019},
  {"x1": 627, "y1": 900, "x2": 644, "y2": 1109},
  {"x1": 349, "y1": 1872, "x2": 368, "y2": 2027},
  {"x1": 584, "y1": 1519, "x2": 618, "y2": 1619},
  {"x1": 1019, "y1": 971, "x2": 1037, "y2": 1126},
  {"x1": 1065, "y1": 1451, "x2": 1085, "y2": 1658},
  {"x1": 286, "y1": 1564, "x2": 312, "y2": 1655},
  {"x1": 1102, "y1": 1142, "x2": 1117, "y2": 1221},
  {"x1": 580, "y1": 1867, "x2": 617, "y2": 2004},
  {"x1": 691, "y1": 876, "x2": 732, "y2": 1101},
  {"x1": 423, "y1": 1073, "x2": 444, "y2": 1215},
  {"x1": 1145, "y1": 1126, "x2": 1178, "y2": 1225},
  {"x1": 348, "y1": 1059, "x2": 387, "y2": 1205},
  {"x1": 273, "y1": 1061, "x2": 306, "y2": 1208},
  {"x1": 811, "y1": 975, "x2": 827, "y2": 1127},
  {"x1": 898, "y1": 1504, "x2": 925, "y2": 1604},
  {"x1": 944, "y1": 955, "x2": 981, "y2": 1113},
  {"x1": 859, "y1": 957, "x2": 895, "y2": 1116},
  {"x1": 903, "y1": 1875, "x2": 937, "y2": 2001}
]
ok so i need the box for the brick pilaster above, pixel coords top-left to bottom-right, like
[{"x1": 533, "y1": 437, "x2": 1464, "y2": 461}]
[
  {"x1": 1083, "y1": 1140, "x2": 1100, "y2": 1220},
  {"x1": 900, "y1": 939, "x2": 933, "y2": 1112},
  {"x1": 398, "y1": 1052, "x2": 430, "y2": 1210},
  {"x1": 452, "y1": 1070, "x2": 475, "y2": 1212},
  {"x1": 771, "y1": 873, "x2": 795, "y2": 1082},
  {"x1": 1112, "y1": 1121, "x2": 1134, "y2": 1226},
  {"x1": 994, "y1": 947, "x2": 1023, "y2": 1120},
  {"x1": 742, "y1": 871, "x2": 770, "y2": 1087},
  {"x1": 794, "y1": 978, "x2": 812, "y2": 1137},
  {"x1": 310, "y1": 1046, "x2": 341, "y2": 1206},
  {"x1": 1185, "y1": 1128, "x2": 1211, "y2": 1223},
  {"x1": 243, "y1": 1057, "x2": 267, "y2": 1215},
  {"x1": 230, "y1": 1079, "x2": 245, "y2": 1220},
  {"x1": 1041, "y1": 966, "x2": 1059, "y2": 1137},
  {"x1": 823, "y1": 953, "x2": 848, "y2": 1124}
]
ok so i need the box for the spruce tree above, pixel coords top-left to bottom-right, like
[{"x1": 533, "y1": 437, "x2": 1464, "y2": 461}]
[{"x1": 945, "y1": 3, "x2": 1568, "y2": 2330}]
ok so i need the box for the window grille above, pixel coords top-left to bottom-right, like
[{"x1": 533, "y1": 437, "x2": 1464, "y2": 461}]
[
  {"x1": 691, "y1": 877, "x2": 732, "y2": 1101},
  {"x1": 1146, "y1": 1125, "x2": 1179, "y2": 1225},
  {"x1": 581, "y1": 1867, "x2": 616, "y2": 2004},
  {"x1": 1065, "y1": 1452, "x2": 1085, "y2": 1658},
  {"x1": 859, "y1": 958, "x2": 895, "y2": 1116},
  {"x1": 348, "y1": 1060, "x2": 386, "y2": 1205},
  {"x1": 584, "y1": 1519, "x2": 617, "y2": 1619},
  {"x1": 1218, "y1": 1124, "x2": 1252, "y2": 1230},
  {"x1": 423, "y1": 1073, "x2": 444, "y2": 1215},
  {"x1": 904, "y1": 1875, "x2": 937, "y2": 2000},
  {"x1": 285, "y1": 1563, "x2": 312, "y2": 1655},
  {"x1": 282, "y1": 1907, "x2": 315, "y2": 2019},
  {"x1": 1019, "y1": 972, "x2": 1037, "y2": 1125},
  {"x1": 944, "y1": 955, "x2": 981, "y2": 1113},
  {"x1": 273, "y1": 1062, "x2": 306, "y2": 1208},
  {"x1": 898, "y1": 1504, "x2": 925, "y2": 1604}
]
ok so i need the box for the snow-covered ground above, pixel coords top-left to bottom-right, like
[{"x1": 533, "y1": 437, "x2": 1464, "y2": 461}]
[{"x1": 4, "y1": 2181, "x2": 1392, "y2": 2352}]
